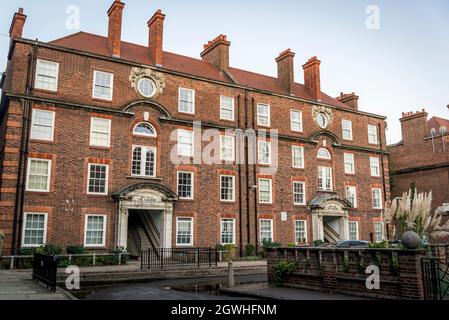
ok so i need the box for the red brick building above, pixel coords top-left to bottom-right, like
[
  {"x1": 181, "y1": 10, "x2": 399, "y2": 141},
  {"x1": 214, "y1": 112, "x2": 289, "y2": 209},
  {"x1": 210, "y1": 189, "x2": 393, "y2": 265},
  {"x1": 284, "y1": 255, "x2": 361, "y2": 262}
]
[
  {"x1": 389, "y1": 109, "x2": 449, "y2": 212},
  {"x1": 0, "y1": 2, "x2": 390, "y2": 256}
]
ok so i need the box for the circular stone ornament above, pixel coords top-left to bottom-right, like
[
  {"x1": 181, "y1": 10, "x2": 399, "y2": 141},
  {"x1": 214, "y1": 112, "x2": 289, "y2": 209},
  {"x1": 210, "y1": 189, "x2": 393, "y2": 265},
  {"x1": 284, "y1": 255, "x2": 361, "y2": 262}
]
[
  {"x1": 138, "y1": 78, "x2": 156, "y2": 98},
  {"x1": 317, "y1": 112, "x2": 329, "y2": 129},
  {"x1": 401, "y1": 231, "x2": 421, "y2": 249}
]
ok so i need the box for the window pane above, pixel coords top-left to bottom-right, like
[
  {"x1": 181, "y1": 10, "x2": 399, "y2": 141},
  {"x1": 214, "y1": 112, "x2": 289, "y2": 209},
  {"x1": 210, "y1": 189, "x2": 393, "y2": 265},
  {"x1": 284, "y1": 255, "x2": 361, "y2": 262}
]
[
  {"x1": 292, "y1": 146, "x2": 304, "y2": 168},
  {"x1": 259, "y1": 179, "x2": 272, "y2": 203},
  {"x1": 178, "y1": 172, "x2": 193, "y2": 199},
  {"x1": 35, "y1": 60, "x2": 58, "y2": 91},
  {"x1": 295, "y1": 221, "x2": 306, "y2": 243},
  {"x1": 221, "y1": 176, "x2": 235, "y2": 201},
  {"x1": 134, "y1": 123, "x2": 156, "y2": 136},
  {"x1": 93, "y1": 71, "x2": 113, "y2": 100},
  {"x1": 88, "y1": 164, "x2": 108, "y2": 194},
  {"x1": 293, "y1": 182, "x2": 305, "y2": 205},
  {"x1": 258, "y1": 141, "x2": 271, "y2": 164},
  {"x1": 220, "y1": 97, "x2": 234, "y2": 120},
  {"x1": 260, "y1": 220, "x2": 273, "y2": 242},
  {"x1": 31, "y1": 109, "x2": 54, "y2": 141},
  {"x1": 179, "y1": 88, "x2": 194, "y2": 113},
  {"x1": 91, "y1": 118, "x2": 111, "y2": 147},
  {"x1": 177, "y1": 218, "x2": 192, "y2": 245},
  {"x1": 221, "y1": 219, "x2": 235, "y2": 244},
  {"x1": 23, "y1": 214, "x2": 46, "y2": 246},
  {"x1": 86, "y1": 216, "x2": 105, "y2": 246},
  {"x1": 257, "y1": 104, "x2": 270, "y2": 126},
  {"x1": 178, "y1": 130, "x2": 193, "y2": 157},
  {"x1": 28, "y1": 159, "x2": 50, "y2": 191}
]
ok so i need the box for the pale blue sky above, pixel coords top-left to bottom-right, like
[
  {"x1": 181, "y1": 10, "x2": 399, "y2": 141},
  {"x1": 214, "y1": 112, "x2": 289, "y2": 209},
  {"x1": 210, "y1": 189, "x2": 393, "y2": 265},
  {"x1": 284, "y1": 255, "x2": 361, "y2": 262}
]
[{"x1": 1, "y1": 0, "x2": 448, "y2": 144}]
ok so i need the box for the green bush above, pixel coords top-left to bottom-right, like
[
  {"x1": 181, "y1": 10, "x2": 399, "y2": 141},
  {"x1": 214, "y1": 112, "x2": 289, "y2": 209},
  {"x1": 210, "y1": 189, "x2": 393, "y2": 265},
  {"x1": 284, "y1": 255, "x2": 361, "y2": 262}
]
[
  {"x1": 313, "y1": 240, "x2": 324, "y2": 247},
  {"x1": 222, "y1": 244, "x2": 236, "y2": 261},
  {"x1": 261, "y1": 240, "x2": 281, "y2": 248},
  {"x1": 273, "y1": 261, "x2": 298, "y2": 286},
  {"x1": 369, "y1": 241, "x2": 388, "y2": 249},
  {"x1": 17, "y1": 248, "x2": 35, "y2": 256},
  {"x1": 245, "y1": 244, "x2": 256, "y2": 257},
  {"x1": 66, "y1": 245, "x2": 86, "y2": 255},
  {"x1": 287, "y1": 242, "x2": 297, "y2": 248},
  {"x1": 215, "y1": 244, "x2": 225, "y2": 251},
  {"x1": 35, "y1": 244, "x2": 62, "y2": 256}
]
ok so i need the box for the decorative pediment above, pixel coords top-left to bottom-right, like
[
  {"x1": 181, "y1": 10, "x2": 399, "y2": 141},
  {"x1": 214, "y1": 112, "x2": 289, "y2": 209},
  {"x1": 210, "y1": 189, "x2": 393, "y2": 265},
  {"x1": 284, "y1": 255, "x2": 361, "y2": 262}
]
[
  {"x1": 129, "y1": 67, "x2": 166, "y2": 98},
  {"x1": 312, "y1": 106, "x2": 334, "y2": 124}
]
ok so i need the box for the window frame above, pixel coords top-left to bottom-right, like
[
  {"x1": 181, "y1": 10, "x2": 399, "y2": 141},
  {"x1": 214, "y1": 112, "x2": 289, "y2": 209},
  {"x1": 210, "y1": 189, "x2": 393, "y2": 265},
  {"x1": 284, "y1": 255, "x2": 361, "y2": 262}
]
[
  {"x1": 21, "y1": 212, "x2": 48, "y2": 248},
  {"x1": 89, "y1": 117, "x2": 112, "y2": 148},
  {"x1": 220, "y1": 96, "x2": 235, "y2": 121},
  {"x1": 293, "y1": 181, "x2": 306, "y2": 206},
  {"x1": 290, "y1": 110, "x2": 303, "y2": 132},
  {"x1": 220, "y1": 135, "x2": 235, "y2": 162},
  {"x1": 345, "y1": 185, "x2": 358, "y2": 208},
  {"x1": 295, "y1": 220, "x2": 308, "y2": 244},
  {"x1": 259, "y1": 219, "x2": 274, "y2": 244},
  {"x1": 317, "y1": 148, "x2": 331, "y2": 160},
  {"x1": 318, "y1": 166, "x2": 333, "y2": 191},
  {"x1": 131, "y1": 145, "x2": 157, "y2": 178},
  {"x1": 177, "y1": 171, "x2": 194, "y2": 200},
  {"x1": 92, "y1": 70, "x2": 114, "y2": 101},
  {"x1": 177, "y1": 129, "x2": 194, "y2": 157},
  {"x1": 26, "y1": 158, "x2": 52, "y2": 193},
  {"x1": 220, "y1": 175, "x2": 236, "y2": 203},
  {"x1": 372, "y1": 188, "x2": 383, "y2": 209},
  {"x1": 257, "y1": 103, "x2": 271, "y2": 127},
  {"x1": 370, "y1": 156, "x2": 381, "y2": 177},
  {"x1": 34, "y1": 59, "x2": 59, "y2": 92},
  {"x1": 344, "y1": 153, "x2": 355, "y2": 175},
  {"x1": 342, "y1": 119, "x2": 353, "y2": 141},
  {"x1": 368, "y1": 124, "x2": 379, "y2": 145},
  {"x1": 87, "y1": 163, "x2": 109, "y2": 195},
  {"x1": 258, "y1": 140, "x2": 272, "y2": 165},
  {"x1": 30, "y1": 109, "x2": 56, "y2": 142},
  {"x1": 178, "y1": 87, "x2": 196, "y2": 114},
  {"x1": 84, "y1": 214, "x2": 107, "y2": 248},
  {"x1": 348, "y1": 221, "x2": 359, "y2": 241},
  {"x1": 220, "y1": 218, "x2": 236, "y2": 245},
  {"x1": 258, "y1": 178, "x2": 273, "y2": 204},
  {"x1": 374, "y1": 222, "x2": 385, "y2": 243},
  {"x1": 176, "y1": 217, "x2": 194, "y2": 246},
  {"x1": 133, "y1": 122, "x2": 157, "y2": 138},
  {"x1": 291, "y1": 146, "x2": 305, "y2": 169}
]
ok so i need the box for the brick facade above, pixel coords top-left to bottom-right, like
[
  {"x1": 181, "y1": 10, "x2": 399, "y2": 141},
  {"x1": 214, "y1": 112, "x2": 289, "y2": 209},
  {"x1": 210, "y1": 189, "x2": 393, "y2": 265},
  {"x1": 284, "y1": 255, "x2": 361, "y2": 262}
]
[
  {"x1": 389, "y1": 110, "x2": 449, "y2": 212},
  {"x1": 0, "y1": 3, "x2": 390, "y2": 255}
]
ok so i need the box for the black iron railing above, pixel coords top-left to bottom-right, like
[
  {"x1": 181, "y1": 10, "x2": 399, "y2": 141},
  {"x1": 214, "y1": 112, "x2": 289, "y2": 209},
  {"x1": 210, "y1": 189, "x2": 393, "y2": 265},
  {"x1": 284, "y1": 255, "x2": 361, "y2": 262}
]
[
  {"x1": 141, "y1": 247, "x2": 218, "y2": 270},
  {"x1": 32, "y1": 254, "x2": 58, "y2": 292},
  {"x1": 422, "y1": 257, "x2": 449, "y2": 300}
]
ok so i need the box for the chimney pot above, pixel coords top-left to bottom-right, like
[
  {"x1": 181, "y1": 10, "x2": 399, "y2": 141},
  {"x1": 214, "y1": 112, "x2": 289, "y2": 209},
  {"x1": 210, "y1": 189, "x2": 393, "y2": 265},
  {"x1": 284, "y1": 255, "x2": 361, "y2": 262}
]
[
  {"x1": 336, "y1": 92, "x2": 359, "y2": 111},
  {"x1": 148, "y1": 9, "x2": 166, "y2": 66},
  {"x1": 201, "y1": 34, "x2": 231, "y2": 71},
  {"x1": 276, "y1": 49, "x2": 295, "y2": 93},
  {"x1": 9, "y1": 8, "x2": 27, "y2": 40},
  {"x1": 107, "y1": 0, "x2": 125, "y2": 57},
  {"x1": 302, "y1": 56, "x2": 321, "y2": 101}
]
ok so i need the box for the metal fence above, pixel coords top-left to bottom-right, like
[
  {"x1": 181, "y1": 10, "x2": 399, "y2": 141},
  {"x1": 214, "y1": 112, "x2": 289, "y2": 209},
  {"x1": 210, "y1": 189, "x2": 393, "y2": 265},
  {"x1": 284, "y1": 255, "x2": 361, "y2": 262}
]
[
  {"x1": 422, "y1": 257, "x2": 449, "y2": 300},
  {"x1": 141, "y1": 248, "x2": 218, "y2": 270},
  {"x1": 32, "y1": 254, "x2": 58, "y2": 292}
]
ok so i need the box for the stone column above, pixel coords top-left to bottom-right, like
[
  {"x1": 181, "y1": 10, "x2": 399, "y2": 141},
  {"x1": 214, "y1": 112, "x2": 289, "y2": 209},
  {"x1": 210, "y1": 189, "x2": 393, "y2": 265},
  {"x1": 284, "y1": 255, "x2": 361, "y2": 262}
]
[
  {"x1": 162, "y1": 204, "x2": 173, "y2": 249},
  {"x1": 312, "y1": 213, "x2": 324, "y2": 241},
  {"x1": 118, "y1": 207, "x2": 129, "y2": 249}
]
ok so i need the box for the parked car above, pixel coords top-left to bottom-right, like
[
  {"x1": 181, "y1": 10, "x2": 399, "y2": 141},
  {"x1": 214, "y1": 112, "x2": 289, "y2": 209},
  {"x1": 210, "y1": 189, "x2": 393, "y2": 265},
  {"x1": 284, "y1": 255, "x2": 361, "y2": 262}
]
[{"x1": 336, "y1": 240, "x2": 369, "y2": 248}]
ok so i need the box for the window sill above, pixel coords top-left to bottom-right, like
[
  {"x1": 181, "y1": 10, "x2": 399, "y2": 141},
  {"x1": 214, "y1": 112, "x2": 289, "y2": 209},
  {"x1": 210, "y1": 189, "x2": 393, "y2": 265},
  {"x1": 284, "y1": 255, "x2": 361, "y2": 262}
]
[
  {"x1": 178, "y1": 111, "x2": 195, "y2": 116},
  {"x1": 34, "y1": 88, "x2": 58, "y2": 95},
  {"x1": 220, "y1": 201, "x2": 236, "y2": 204},
  {"x1": 29, "y1": 139, "x2": 55, "y2": 145},
  {"x1": 127, "y1": 176, "x2": 163, "y2": 181},
  {"x1": 26, "y1": 191, "x2": 50, "y2": 195},
  {"x1": 89, "y1": 146, "x2": 111, "y2": 151},
  {"x1": 92, "y1": 98, "x2": 113, "y2": 104}
]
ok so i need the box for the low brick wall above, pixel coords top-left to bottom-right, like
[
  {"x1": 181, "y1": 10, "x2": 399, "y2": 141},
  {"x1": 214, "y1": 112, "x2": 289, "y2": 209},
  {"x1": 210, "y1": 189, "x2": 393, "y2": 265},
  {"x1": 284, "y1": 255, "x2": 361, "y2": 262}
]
[{"x1": 267, "y1": 247, "x2": 426, "y2": 300}]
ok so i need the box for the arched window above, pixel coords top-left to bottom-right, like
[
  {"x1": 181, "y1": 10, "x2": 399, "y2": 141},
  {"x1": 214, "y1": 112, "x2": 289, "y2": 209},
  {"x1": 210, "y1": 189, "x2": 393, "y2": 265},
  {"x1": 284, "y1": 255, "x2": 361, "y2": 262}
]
[
  {"x1": 133, "y1": 122, "x2": 157, "y2": 137},
  {"x1": 317, "y1": 148, "x2": 331, "y2": 160}
]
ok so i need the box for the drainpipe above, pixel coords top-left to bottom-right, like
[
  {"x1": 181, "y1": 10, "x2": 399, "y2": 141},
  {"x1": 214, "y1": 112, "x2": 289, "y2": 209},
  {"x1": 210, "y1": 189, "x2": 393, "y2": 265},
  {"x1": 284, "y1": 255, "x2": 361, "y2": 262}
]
[
  {"x1": 244, "y1": 90, "x2": 251, "y2": 248},
  {"x1": 251, "y1": 97, "x2": 259, "y2": 250},
  {"x1": 11, "y1": 41, "x2": 37, "y2": 254},
  {"x1": 378, "y1": 123, "x2": 387, "y2": 202},
  {"x1": 237, "y1": 94, "x2": 243, "y2": 257}
]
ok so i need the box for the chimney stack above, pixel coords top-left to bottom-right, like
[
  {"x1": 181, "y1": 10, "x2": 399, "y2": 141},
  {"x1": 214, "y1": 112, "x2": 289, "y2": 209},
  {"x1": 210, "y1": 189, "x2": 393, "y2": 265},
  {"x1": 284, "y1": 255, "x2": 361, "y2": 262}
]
[
  {"x1": 276, "y1": 49, "x2": 295, "y2": 94},
  {"x1": 337, "y1": 92, "x2": 359, "y2": 111},
  {"x1": 302, "y1": 56, "x2": 321, "y2": 101},
  {"x1": 9, "y1": 8, "x2": 27, "y2": 41},
  {"x1": 400, "y1": 109, "x2": 428, "y2": 145},
  {"x1": 201, "y1": 35, "x2": 231, "y2": 72},
  {"x1": 107, "y1": 0, "x2": 125, "y2": 57},
  {"x1": 148, "y1": 10, "x2": 166, "y2": 66}
]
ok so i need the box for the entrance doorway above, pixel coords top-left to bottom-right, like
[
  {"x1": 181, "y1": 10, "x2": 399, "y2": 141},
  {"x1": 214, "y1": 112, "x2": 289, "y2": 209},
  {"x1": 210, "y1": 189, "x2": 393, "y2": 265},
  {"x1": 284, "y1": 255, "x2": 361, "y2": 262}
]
[
  {"x1": 323, "y1": 216, "x2": 342, "y2": 243},
  {"x1": 127, "y1": 210, "x2": 163, "y2": 257}
]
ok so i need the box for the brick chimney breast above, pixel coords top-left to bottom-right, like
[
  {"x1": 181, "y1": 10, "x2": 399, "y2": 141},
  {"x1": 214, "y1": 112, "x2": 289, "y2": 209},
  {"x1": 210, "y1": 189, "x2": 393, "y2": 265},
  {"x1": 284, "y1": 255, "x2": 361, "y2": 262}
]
[
  {"x1": 107, "y1": 0, "x2": 125, "y2": 57},
  {"x1": 399, "y1": 109, "x2": 429, "y2": 145},
  {"x1": 200, "y1": 35, "x2": 231, "y2": 72},
  {"x1": 9, "y1": 8, "x2": 27, "y2": 40},
  {"x1": 148, "y1": 9, "x2": 166, "y2": 67},
  {"x1": 302, "y1": 56, "x2": 321, "y2": 101},
  {"x1": 337, "y1": 92, "x2": 359, "y2": 110},
  {"x1": 276, "y1": 49, "x2": 295, "y2": 94}
]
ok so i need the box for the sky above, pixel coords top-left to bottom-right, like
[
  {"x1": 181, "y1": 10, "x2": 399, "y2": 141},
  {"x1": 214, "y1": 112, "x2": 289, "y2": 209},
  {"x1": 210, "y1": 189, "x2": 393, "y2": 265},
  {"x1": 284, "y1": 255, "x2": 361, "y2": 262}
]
[{"x1": 1, "y1": 0, "x2": 448, "y2": 144}]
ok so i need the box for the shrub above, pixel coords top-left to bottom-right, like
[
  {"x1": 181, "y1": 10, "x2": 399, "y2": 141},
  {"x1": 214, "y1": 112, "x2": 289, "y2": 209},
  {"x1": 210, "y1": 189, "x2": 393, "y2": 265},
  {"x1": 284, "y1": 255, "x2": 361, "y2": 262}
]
[
  {"x1": 313, "y1": 240, "x2": 324, "y2": 247},
  {"x1": 245, "y1": 244, "x2": 256, "y2": 257},
  {"x1": 222, "y1": 244, "x2": 236, "y2": 261},
  {"x1": 369, "y1": 241, "x2": 388, "y2": 249},
  {"x1": 66, "y1": 245, "x2": 86, "y2": 255},
  {"x1": 17, "y1": 248, "x2": 35, "y2": 256},
  {"x1": 273, "y1": 261, "x2": 298, "y2": 286},
  {"x1": 287, "y1": 242, "x2": 297, "y2": 248},
  {"x1": 35, "y1": 244, "x2": 62, "y2": 256},
  {"x1": 261, "y1": 240, "x2": 281, "y2": 248},
  {"x1": 215, "y1": 244, "x2": 225, "y2": 251}
]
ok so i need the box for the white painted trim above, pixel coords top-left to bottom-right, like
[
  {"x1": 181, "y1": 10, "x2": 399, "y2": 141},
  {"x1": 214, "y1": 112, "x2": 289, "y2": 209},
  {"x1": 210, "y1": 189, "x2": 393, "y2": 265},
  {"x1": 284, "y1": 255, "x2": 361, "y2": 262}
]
[
  {"x1": 220, "y1": 96, "x2": 235, "y2": 121},
  {"x1": 368, "y1": 124, "x2": 379, "y2": 145},
  {"x1": 348, "y1": 221, "x2": 360, "y2": 241},
  {"x1": 344, "y1": 153, "x2": 355, "y2": 174},
  {"x1": 372, "y1": 188, "x2": 383, "y2": 209},
  {"x1": 293, "y1": 181, "x2": 306, "y2": 206},
  {"x1": 176, "y1": 217, "x2": 194, "y2": 246},
  {"x1": 220, "y1": 218, "x2": 236, "y2": 245},
  {"x1": 370, "y1": 156, "x2": 381, "y2": 177},
  {"x1": 290, "y1": 109, "x2": 303, "y2": 132},
  {"x1": 34, "y1": 59, "x2": 59, "y2": 92},
  {"x1": 342, "y1": 119, "x2": 353, "y2": 141},
  {"x1": 257, "y1": 103, "x2": 271, "y2": 127},
  {"x1": 177, "y1": 171, "x2": 194, "y2": 200},
  {"x1": 220, "y1": 135, "x2": 235, "y2": 162},
  {"x1": 345, "y1": 185, "x2": 358, "y2": 209},
  {"x1": 177, "y1": 129, "x2": 194, "y2": 157},
  {"x1": 21, "y1": 212, "x2": 48, "y2": 248},
  {"x1": 178, "y1": 87, "x2": 196, "y2": 114},
  {"x1": 295, "y1": 220, "x2": 308, "y2": 244},
  {"x1": 257, "y1": 140, "x2": 272, "y2": 165},
  {"x1": 84, "y1": 214, "x2": 107, "y2": 248},
  {"x1": 87, "y1": 163, "x2": 109, "y2": 195},
  {"x1": 89, "y1": 117, "x2": 112, "y2": 148},
  {"x1": 291, "y1": 145, "x2": 305, "y2": 169},
  {"x1": 259, "y1": 219, "x2": 274, "y2": 243},
  {"x1": 92, "y1": 70, "x2": 114, "y2": 101},
  {"x1": 131, "y1": 145, "x2": 157, "y2": 178},
  {"x1": 26, "y1": 158, "x2": 52, "y2": 193},
  {"x1": 258, "y1": 178, "x2": 273, "y2": 204},
  {"x1": 30, "y1": 109, "x2": 55, "y2": 142},
  {"x1": 132, "y1": 122, "x2": 157, "y2": 138},
  {"x1": 220, "y1": 175, "x2": 236, "y2": 202}
]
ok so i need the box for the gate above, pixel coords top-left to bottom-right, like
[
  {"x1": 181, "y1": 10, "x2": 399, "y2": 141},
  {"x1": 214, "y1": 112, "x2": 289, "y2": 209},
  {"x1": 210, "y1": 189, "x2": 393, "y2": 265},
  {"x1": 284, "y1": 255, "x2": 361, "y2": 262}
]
[
  {"x1": 422, "y1": 257, "x2": 449, "y2": 300},
  {"x1": 141, "y1": 248, "x2": 218, "y2": 270},
  {"x1": 32, "y1": 254, "x2": 58, "y2": 292}
]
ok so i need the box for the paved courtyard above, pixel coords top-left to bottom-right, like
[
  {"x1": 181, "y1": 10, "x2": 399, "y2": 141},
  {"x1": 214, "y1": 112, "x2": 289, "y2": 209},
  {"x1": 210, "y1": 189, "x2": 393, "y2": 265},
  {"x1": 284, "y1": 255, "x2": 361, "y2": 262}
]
[{"x1": 0, "y1": 270, "x2": 68, "y2": 300}]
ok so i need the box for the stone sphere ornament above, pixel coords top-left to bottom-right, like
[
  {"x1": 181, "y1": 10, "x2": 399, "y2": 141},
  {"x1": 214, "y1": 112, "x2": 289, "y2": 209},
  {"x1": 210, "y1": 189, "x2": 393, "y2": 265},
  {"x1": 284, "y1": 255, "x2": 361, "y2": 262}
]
[{"x1": 401, "y1": 231, "x2": 421, "y2": 249}]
